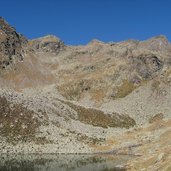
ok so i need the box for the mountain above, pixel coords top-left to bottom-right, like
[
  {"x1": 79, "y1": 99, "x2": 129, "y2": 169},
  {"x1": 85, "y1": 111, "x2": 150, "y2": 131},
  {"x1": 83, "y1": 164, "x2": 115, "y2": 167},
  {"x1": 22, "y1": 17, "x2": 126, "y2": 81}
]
[{"x1": 0, "y1": 17, "x2": 171, "y2": 170}]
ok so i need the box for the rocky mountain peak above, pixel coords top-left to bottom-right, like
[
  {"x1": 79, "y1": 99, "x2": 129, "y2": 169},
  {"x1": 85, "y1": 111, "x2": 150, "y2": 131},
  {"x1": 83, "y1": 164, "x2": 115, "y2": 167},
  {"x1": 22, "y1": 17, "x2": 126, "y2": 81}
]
[
  {"x1": 0, "y1": 17, "x2": 15, "y2": 33},
  {"x1": 147, "y1": 35, "x2": 170, "y2": 47},
  {"x1": 139, "y1": 35, "x2": 171, "y2": 52},
  {"x1": 88, "y1": 39, "x2": 105, "y2": 46},
  {"x1": 30, "y1": 35, "x2": 64, "y2": 54},
  {"x1": 0, "y1": 17, "x2": 27, "y2": 69}
]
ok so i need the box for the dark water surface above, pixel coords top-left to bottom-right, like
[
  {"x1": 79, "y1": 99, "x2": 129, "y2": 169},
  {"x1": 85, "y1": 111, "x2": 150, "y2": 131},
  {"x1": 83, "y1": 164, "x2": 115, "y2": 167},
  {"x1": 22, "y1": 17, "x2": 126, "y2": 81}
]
[{"x1": 0, "y1": 154, "x2": 130, "y2": 171}]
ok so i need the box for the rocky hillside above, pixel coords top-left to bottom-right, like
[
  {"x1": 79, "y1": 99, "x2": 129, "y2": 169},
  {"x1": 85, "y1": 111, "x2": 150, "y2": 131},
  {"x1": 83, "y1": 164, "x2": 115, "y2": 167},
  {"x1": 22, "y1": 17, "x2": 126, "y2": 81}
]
[{"x1": 0, "y1": 17, "x2": 171, "y2": 170}]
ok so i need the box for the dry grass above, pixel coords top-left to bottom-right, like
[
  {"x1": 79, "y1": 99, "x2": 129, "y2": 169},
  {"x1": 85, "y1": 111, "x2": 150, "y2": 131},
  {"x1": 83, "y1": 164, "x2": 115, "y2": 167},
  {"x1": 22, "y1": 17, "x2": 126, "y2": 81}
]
[
  {"x1": 151, "y1": 79, "x2": 161, "y2": 92},
  {"x1": 149, "y1": 113, "x2": 164, "y2": 123},
  {"x1": 0, "y1": 96, "x2": 40, "y2": 143},
  {"x1": 57, "y1": 79, "x2": 92, "y2": 100},
  {"x1": 114, "y1": 80, "x2": 137, "y2": 99},
  {"x1": 62, "y1": 100, "x2": 136, "y2": 129},
  {"x1": 163, "y1": 69, "x2": 171, "y2": 84},
  {"x1": 91, "y1": 88, "x2": 107, "y2": 106}
]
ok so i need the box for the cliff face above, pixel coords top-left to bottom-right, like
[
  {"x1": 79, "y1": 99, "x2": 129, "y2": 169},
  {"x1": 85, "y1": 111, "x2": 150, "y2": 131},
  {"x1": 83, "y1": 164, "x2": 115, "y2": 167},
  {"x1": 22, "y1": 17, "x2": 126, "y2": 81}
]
[
  {"x1": 0, "y1": 17, "x2": 27, "y2": 69},
  {"x1": 0, "y1": 17, "x2": 171, "y2": 170}
]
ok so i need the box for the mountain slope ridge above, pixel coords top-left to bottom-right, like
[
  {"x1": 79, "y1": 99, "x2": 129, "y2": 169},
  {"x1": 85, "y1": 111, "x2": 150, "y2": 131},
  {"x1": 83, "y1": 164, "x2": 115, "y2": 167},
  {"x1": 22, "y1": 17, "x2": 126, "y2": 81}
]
[{"x1": 0, "y1": 17, "x2": 171, "y2": 170}]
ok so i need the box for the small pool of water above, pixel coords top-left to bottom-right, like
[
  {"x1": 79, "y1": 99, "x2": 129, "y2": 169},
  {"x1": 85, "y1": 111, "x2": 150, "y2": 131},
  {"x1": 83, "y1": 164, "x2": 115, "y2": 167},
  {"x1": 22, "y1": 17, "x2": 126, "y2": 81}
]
[{"x1": 0, "y1": 154, "x2": 130, "y2": 171}]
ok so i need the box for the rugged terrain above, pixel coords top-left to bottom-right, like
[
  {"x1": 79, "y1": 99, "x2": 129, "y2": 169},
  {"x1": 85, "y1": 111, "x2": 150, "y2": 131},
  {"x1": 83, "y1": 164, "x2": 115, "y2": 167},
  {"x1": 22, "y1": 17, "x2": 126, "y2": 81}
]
[{"x1": 0, "y1": 17, "x2": 171, "y2": 170}]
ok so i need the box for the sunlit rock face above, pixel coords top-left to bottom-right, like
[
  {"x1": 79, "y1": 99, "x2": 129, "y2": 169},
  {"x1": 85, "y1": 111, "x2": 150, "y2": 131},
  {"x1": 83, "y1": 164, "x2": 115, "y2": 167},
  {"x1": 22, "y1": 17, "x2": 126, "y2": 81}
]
[
  {"x1": 0, "y1": 17, "x2": 27, "y2": 69},
  {"x1": 30, "y1": 35, "x2": 64, "y2": 54}
]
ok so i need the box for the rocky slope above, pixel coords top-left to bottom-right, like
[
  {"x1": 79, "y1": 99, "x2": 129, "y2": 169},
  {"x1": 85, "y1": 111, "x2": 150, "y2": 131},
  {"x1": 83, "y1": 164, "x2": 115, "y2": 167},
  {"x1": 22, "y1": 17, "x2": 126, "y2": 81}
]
[{"x1": 0, "y1": 17, "x2": 171, "y2": 170}]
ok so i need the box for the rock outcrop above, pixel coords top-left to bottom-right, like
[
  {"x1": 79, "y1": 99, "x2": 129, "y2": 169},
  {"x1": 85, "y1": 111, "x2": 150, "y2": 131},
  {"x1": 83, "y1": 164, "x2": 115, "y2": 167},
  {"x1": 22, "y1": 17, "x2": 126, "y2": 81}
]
[
  {"x1": 30, "y1": 35, "x2": 64, "y2": 54},
  {"x1": 0, "y1": 17, "x2": 27, "y2": 69}
]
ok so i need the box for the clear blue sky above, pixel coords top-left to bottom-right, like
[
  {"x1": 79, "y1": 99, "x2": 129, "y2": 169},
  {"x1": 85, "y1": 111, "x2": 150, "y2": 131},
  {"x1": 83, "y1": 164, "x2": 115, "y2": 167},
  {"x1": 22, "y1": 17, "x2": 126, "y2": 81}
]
[{"x1": 0, "y1": 0, "x2": 171, "y2": 45}]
